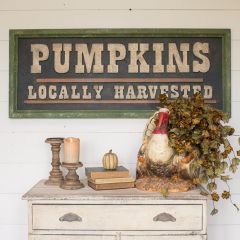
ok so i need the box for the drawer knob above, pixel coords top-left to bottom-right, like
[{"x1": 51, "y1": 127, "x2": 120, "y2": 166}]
[
  {"x1": 59, "y1": 213, "x2": 82, "y2": 222},
  {"x1": 153, "y1": 212, "x2": 176, "y2": 222}
]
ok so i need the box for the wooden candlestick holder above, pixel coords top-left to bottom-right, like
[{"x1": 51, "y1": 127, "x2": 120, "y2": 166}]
[
  {"x1": 45, "y1": 138, "x2": 64, "y2": 186},
  {"x1": 60, "y1": 162, "x2": 84, "y2": 190}
]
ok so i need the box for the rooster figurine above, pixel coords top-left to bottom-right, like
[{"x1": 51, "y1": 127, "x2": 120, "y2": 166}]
[{"x1": 137, "y1": 108, "x2": 195, "y2": 180}]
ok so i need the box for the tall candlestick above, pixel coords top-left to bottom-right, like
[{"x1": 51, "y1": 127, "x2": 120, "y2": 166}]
[
  {"x1": 64, "y1": 137, "x2": 80, "y2": 164},
  {"x1": 45, "y1": 137, "x2": 64, "y2": 186}
]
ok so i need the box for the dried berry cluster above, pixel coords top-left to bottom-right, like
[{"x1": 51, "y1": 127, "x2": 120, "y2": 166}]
[{"x1": 159, "y1": 93, "x2": 240, "y2": 214}]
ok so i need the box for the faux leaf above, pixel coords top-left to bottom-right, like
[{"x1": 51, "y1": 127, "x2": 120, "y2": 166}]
[
  {"x1": 211, "y1": 208, "x2": 219, "y2": 215},
  {"x1": 232, "y1": 158, "x2": 240, "y2": 166},
  {"x1": 169, "y1": 128, "x2": 180, "y2": 134},
  {"x1": 222, "y1": 126, "x2": 235, "y2": 136},
  {"x1": 210, "y1": 140, "x2": 219, "y2": 149},
  {"x1": 229, "y1": 164, "x2": 238, "y2": 173},
  {"x1": 192, "y1": 118, "x2": 201, "y2": 125},
  {"x1": 200, "y1": 189, "x2": 209, "y2": 196},
  {"x1": 199, "y1": 173, "x2": 208, "y2": 184},
  {"x1": 222, "y1": 112, "x2": 230, "y2": 123},
  {"x1": 162, "y1": 188, "x2": 169, "y2": 198},
  {"x1": 201, "y1": 140, "x2": 210, "y2": 154},
  {"x1": 221, "y1": 162, "x2": 228, "y2": 171},
  {"x1": 233, "y1": 204, "x2": 239, "y2": 211},
  {"x1": 211, "y1": 192, "x2": 220, "y2": 201},
  {"x1": 220, "y1": 175, "x2": 231, "y2": 182},
  {"x1": 207, "y1": 182, "x2": 217, "y2": 191}
]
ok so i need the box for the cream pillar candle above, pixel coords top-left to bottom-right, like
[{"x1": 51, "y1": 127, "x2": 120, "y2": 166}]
[{"x1": 64, "y1": 137, "x2": 80, "y2": 164}]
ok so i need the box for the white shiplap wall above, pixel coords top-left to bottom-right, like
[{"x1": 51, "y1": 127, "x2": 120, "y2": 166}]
[{"x1": 0, "y1": 0, "x2": 240, "y2": 239}]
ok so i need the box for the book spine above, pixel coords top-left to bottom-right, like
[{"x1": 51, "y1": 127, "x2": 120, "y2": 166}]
[
  {"x1": 88, "y1": 181, "x2": 134, "y2": 190},
  {"x1": 89, "y1": 171, "x2": 130, "y2": 180},
  {"x1": 92, "y1": 177, "x2": 135, "y2": 184}
]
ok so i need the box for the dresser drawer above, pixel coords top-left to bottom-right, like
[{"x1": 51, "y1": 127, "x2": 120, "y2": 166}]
[
  {"x1": 30, "y1": 235, "x2": 206, "y2": 240},
  {"x1": 32, "y1": 204, "x2": 203, "y2": 232},
  {"x1": 30, "y1": 235, "x2": 115, "y2": 240},
  {"x1": 122, "y1": 236, "x2": 206, "y2": 240}
]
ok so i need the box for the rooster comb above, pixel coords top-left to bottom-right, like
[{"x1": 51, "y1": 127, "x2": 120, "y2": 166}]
[{"x1": 159, "y1": 108, "x2": 169, "y2": 113}]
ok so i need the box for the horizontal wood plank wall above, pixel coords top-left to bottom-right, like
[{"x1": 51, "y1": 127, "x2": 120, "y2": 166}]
[{"x1": 0, "y1": 1, "x2": 240, "y2": 240}]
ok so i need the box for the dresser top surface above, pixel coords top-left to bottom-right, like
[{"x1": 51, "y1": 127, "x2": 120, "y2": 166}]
[{"x1": 22, "y1": 179, "x2": 208, "y2": 201}]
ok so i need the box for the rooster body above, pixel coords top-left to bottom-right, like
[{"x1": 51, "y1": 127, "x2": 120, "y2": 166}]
[{"x1": 145, "y1": 134, "x2": 173, "y2": 164}]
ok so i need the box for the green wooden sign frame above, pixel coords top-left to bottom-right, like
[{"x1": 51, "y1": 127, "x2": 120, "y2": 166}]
[{"x1": 9, "y1": 28, "x2": 231, "y2": 118}]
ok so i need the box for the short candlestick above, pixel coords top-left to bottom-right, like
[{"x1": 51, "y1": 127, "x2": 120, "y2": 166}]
[{"x1": 60, "y1": 162, "x2": 84, "y2": 190}]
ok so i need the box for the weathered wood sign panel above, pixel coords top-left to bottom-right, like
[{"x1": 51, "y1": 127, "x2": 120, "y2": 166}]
[{"x1": 9, "y1": 29, "x2": 231, "y2": 118}]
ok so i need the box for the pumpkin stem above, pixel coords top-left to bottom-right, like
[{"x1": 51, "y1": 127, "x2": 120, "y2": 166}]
[{"x1": 109, "y1": 149, "x2": 112, "y2": 153}]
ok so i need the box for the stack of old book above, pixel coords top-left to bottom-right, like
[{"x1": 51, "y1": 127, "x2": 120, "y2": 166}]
[{"x1": 85, "y1": 166, "x2": 135, "y2": 190}]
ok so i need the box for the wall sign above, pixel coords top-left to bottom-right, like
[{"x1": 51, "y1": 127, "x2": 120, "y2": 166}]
[{"x1": 9, "y1": 29, "x2": 231, "y2": 118}]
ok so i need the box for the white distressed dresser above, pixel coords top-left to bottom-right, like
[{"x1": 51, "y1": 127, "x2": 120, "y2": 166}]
[{"x1": 23, "y1": 180, "x2": 207, "y2": 240}]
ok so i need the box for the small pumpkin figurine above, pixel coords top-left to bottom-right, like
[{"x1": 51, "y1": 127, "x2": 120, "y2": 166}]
[{"x1": 102, "y1": 150, "x2": 118, "y2": 170}]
